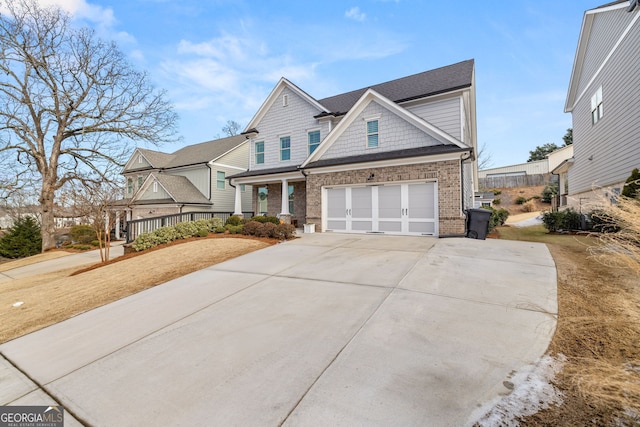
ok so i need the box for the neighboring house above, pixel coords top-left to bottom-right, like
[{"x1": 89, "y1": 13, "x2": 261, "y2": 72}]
[
  {"x1": 564, "y1": 0, "x2": 640, "y2": 207},
  {"x1": 229, "y1": 60, "x2": 478, "y2": 236},
  {"x1": 117, "y1": 135, "x2": 253, "y2": 220},
  {"x1": 478, "y1": 145, "x2": 573, "y2": 189}
]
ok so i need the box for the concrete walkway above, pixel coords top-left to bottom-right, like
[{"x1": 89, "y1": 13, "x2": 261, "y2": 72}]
[
  {"x1": 0, "y1": 243, "x2": 125, "y2": 284},
  {"x1": 0, "y1": 234, "x2": 557, "y2": 426}
]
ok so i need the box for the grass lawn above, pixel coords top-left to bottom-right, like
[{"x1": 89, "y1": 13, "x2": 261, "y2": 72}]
[
  {"x1": 0, "y1": 235, "x2": 274, "y2": 344},
  {"x1": 494, "y1": 225, "x2": 640, "y2": 425}
]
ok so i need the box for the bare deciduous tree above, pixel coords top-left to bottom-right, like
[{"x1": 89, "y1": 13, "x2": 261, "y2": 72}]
[
  {"x1": 0, "y1": 0, "x2": 178, "y2": 250},
  {"x1": 222, "y1": 120, "x2": 241, "y2": 137},
  {"x1": 477, "y1": 141, "x2": 494, "y2": 170}
]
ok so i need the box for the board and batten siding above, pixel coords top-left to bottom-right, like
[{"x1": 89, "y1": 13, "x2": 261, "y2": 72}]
[
  {"x1": 168, "y1": 167, "x2": 210, "y2": 198},
  {"x1": 211, "y1": 143, "x2": 252, "y2": 211},
  {"x1": 570, "y1": 12, "x2": 640, "y2": 195},
  {"x1": 576, "y1": 8, "x2": 637, "y2": 97},
  {"x1": 405, "y1": 97, "x2": 461, "y2": 140},
  {"x1": 249, "y1": 86, "x2": 330, "y2": 170},
  {"x1": 320, "y1": 101, "x2": 443, "y2": 161}
]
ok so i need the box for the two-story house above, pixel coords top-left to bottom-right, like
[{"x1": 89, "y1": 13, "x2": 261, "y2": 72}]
[
  {"x1": 229, "y1": 60, "x2": 478, "y2": 236},
  {"x1": 564, "y1": 0, "x2": 640, "y2": 206},
  {"x1": 118, "y1": 135, "x2": 252, "y2": 220}
]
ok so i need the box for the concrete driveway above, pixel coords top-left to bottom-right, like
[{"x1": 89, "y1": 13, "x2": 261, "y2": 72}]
[{"x1": 0, "y1": 233, "x2": 557, "y2": 426}]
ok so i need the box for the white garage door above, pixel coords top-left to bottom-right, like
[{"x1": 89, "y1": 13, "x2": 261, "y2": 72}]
[{"x1": 325, "y1": 182, "x2": 438, "y2": 236}]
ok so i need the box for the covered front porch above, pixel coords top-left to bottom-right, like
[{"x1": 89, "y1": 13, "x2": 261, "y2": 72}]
[{"x1": 230, "y1": 167, "x2": 306, "y2": 226}]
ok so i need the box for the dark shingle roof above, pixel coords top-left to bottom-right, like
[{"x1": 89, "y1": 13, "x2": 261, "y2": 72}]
[
  {"x1": 305, "y1": 145, "x2": 470, "y2": 169},
  {"x1": 154, "y1": 174, "x2": 211, "y2": 204},
  {"x1": 136, "y1": 149, "x2": 174, "y2": 169},
  {"x1": 164, "y1": 135, "x2": 246, "y2": 168},
  {"x1": 229, "y1": 165, "x2": 301, "y2": 179},
  {"x1": 317, "y1": 59, "x2": 474, "y2": 114}
]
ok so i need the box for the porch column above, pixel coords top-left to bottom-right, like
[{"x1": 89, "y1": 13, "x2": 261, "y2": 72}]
[
  {"x1": 115, "y1": 211, "x2": 121, "y2": 240},
  {"x1": 233, "y1": 182, "x2": 243, "y2": 217},
  {"x1": 280, "y1": 178, "x2": 291, "y2": 224}
]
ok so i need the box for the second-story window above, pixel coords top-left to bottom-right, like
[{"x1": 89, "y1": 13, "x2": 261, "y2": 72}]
[
  {"x1": 591, "y1": 86, "x2": 603, "y2": 125},
  {"x1": 255, "y1": 141, "x2": 264, "y2": 164},
  {"x1": 367, "y1": 119, "x2": 379, "y2": 148},
  {"x1": 308, "y1": 130, "x2": 320, "y2": 155},
  {"x1": 280, "y1": 136, "x2": 291, "y2": 161},
  {"x1": 127, "y1": 178, "x2": 133, "y2": 195},
  {"x1": 137, "y1": 176, "x2": 143, "y2": 189},
  {"x1": 217, "y1": 171, "x2": 225, "y2": 189}
]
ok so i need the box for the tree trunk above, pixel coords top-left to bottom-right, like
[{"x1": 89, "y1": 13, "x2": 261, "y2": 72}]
[{"x1": 39, "y1": 183, "x2": 57, "y2": 252}]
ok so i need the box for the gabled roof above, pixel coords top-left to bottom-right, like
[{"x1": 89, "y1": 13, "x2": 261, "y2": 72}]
[
  {"x1": 134, "y1": 173, "x2": 211, "y2": 205},
  {"x1": 164, "y1": 135, "x2": 247, "y2": 168},
  {"x1": 302, "y1": 88, "x2": 469, "y2": 168},
  {"x1": 565, "y1": 0, "x2": 638, "y2": 111},
  {"x1": 317, "y1": 59, "x2": 475, "y2": 115}
]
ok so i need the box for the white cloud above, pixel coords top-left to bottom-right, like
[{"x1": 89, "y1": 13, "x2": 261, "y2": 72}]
[{"x1": 345, "y1": 6, "x2": 366, "y2": 22}]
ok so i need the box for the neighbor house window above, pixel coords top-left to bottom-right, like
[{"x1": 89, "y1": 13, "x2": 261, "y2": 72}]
[
  {"x1": 127, "y1": 178, "x2": 133, "y2": 195},
  {"x1": 217, "y1": 171, "x2": 225, "y2": 190},
  {"x1": 258, "y1": 186, "x2": 268, "y2": 214},
  {"x1": 367, "y1": 119, "x2": 379, "y2": 148},
  {"x1": 308, "y1": 130, "x2": 320, "y2": 155},
  {"x1": 137, "y1": 175, "x2": 143, "y2": 189},
  {"x1": 240, "y1": 184, "x2": 246, "y2": 192},
  {"x1": 280, "y1": 136, "x2": 291, "y2": 161},
  {"x1": 255, "y1": 141, "x2": 264, "y2": 164},
  {"x1": 137, "y1": 154, "x2": 143, "y2": 164},
  {"x1": 591, "y1": 86, "x2": 603, "y2": 124},
  {"x1": 288, "y1": 185, "x2": 294, "y2": 214}
]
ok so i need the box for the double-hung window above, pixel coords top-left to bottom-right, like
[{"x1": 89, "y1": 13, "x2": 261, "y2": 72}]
[
  {"x1": 216, "y1": 171, "x2": 225, "y2": 190},
  {"x1": 366, "y1": 119, "x2": 379, "y2": 148},
  {"x1": 255, "y1": 141, "x2": 265, "y2": 164},
  {"x1": 127, "y1": 178, "x2": 133, "y2": 195},
  {"x1": 591, "y1": 86, "x2": 603, "y2": 125},
  {"x1": 280, "y1": 136, "x2": 291, "y2": 161},
  {"x1": 308, "y1": 130, "x2": 320, "y2": 155}
]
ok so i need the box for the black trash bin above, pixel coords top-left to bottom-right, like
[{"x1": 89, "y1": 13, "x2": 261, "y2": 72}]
[{"x1": 466, "y1": 208, "x2": 492, "y2": 240}]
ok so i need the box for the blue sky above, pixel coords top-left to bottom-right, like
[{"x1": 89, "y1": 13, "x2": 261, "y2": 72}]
[{"x1": 41, "y1": 0, "x2": 604, "y2": 168}]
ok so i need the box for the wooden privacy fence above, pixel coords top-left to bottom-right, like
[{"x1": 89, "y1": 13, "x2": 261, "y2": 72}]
[
  {"x1": 125, "y1": 211, "x2": 254, "y2": 243},
  {"x1": 478, "y1": 173, "x2": 550, "y2": 189}
]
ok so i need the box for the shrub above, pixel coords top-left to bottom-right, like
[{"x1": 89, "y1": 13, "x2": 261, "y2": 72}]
[
  {"x1": 274, "y1": 223, "x2": 296, "y2": 240},
  {"x1": 132, "y1": 232, "x2": 159, "y2": 252},
  {"x1": 521, "y1": 200, "x2": 536, "y2": 213},
  {"x1": 542, "y1": 208, "x2": 583, "y2": 232},
  {"x1": 214, "y1": 226, "x2": 226, "y2": 233},
  {"x1": 541, "y1": 181, "x2": 559, "y2": 203},
  {"x1": 622, "y1": 168, "x2": 640, "y2": 198},
  {"x1": 90, "y1": 240, "x2": 100, "y2": 247},
  {"x1": 197, "y1": 229, "x2": 209, "y2": 237},
  {"x1": 208, "y1": 217, "x2": 223, "y2": 230},
  {"x1": 488, "y1": 208, "x2": 509, "y2": 231},
  {"x1": 515, "y1": 196, "x2": 529, "y2": 205},
  {"x1": 590, "y1": 209, "x2": 620, "y2": 233},
  {"x1": 174, "y1": 221, "x2": 199, "y2": 239},
  {"x1": 225, "y1": 215, "x2": 243, "y2": 226},
  {"x1": 249, "y1": 215, "x2": 281, "y2": 225},
  {"x1": 0, "y1": 216, "x2": 42, "y2": 258},
  {"x1": 242, "y1": 221, "x2": 262, "y2": 236},
  {"x1": 563, "y1": 208, "x2": 582, "y2": 230},
  {"x1": 152, "y1": 226, "x2": 178, "y2": 244},
  {"x1": 491, "y1": 189, "x2": 502, "y2": 196},
  {"x1": 492, "y1": 198, "x2": 501, "y2": 205},
  {"x1": 225, "y1": 224, "x2": 243, "y2": 234},
  {"x1": 542, "y1": 211, "x2": 564, "y2": 232},
  {"x1": 68, "y1": 244, "x2": 92, "y2": 250},
  {"x1": 70, "y1": 224, "x2": 95, "y2": 244}
]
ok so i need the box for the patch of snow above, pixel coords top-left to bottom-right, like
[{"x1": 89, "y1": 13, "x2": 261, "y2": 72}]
[
  {"x1": 511, "y1": 216, "x2": 543, "y2": 228},
  {"x1": 471, "y1": 354, "x2": 566, "y2": 427}
]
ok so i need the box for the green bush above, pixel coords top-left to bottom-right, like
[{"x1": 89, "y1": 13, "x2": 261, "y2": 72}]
[
  {"x1": 153, "y1": 226, "x2": 178, "y2": 244},
  {"x1": 515, "y1": 196, "x2": 529, "y2": 205},
  {"x1": 225, "y1": 224, "x2": 243, "y2": 234},
  {"x1": 68, "y1": 244, "x2": 92, "y2": 250},
  {"x1": 214, "y1": 226, "x2": 226, "y2": 233},
  {"x1": 491, "y1": 189, "x2": 502, "y2": 196},
  {"x1": 70, "y1": 224, "x2": 95, "y2": 244},
  {"x1": 492, "y1": 198, "x2": 501, "y2": 205},
  {"x1": 248, "y1": 215, "x2": 281, "y2": 225},
  {"x1": 542, "y1": 208, "x2": 583, "y2": 232},
  {"x1": 488, "y1": 208, "x2": 509, "y2": 231},
  {"x1": 622, "y1": 168, "x2": 640, "y2": 198},
  {"x1": 174, "y1": 221, "x2": 199, "y2": 239},
  {"x1": 208, "y1": 217, "x2": 223, "y2": 230},
  {"x1": 197, "y1": 229, "x2": 209, "y2": 237},
  {"x1": 0, "y1": 216, "x2": 42, "y2": 258},
  {"x1": 541, "y1": 182, "x2": 559, "y2": 203},
  {"x1": 90, "y1": 240, "x2": 101, "y2": 247},
  {"x1": 132, "y1": 232, "x2": 160, "y2": 252},
  {"x1": 225, "y1": 215, "x2": 243, "y2": 226}
]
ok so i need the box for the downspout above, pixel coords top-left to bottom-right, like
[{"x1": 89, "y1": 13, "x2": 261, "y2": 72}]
[{"x1": 440, "y1": 151, "x2": 472, "y2": 238}]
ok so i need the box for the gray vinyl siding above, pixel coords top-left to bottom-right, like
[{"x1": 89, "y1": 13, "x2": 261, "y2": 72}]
[
  {"x1": 569, "y1": 13, "x2": 640, "y2": 195},
  {"x1": 249, "y1": 87, "x2": 329, "y2": 170},
  {"x1": 139, "y1": 182, "x2": 171, "y2": 200},
  {"x1": 218, "y1": 142, "x2": 249, "y2": 170},
  {"x1": 210, "y1": 165, "x2": 246, "y2": 211},
  {"x1": 167, "y1": 167, "x2": 209, "y2": 198},
  {"x1": 576, "y1": 8, "x2": 636, "y2": 97},
  {"x1": 320, "y1": 101, "x2": 443, "y2": 161},
  {"x1": 406, "y1": 97, "x2": 461, "y2": 140}
]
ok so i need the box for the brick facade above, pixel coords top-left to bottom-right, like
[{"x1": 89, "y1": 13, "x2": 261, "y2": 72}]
[
  {"x1": 305, "y1": 160, "x2": 466, "y2": 235},
  {"x1": 251, "y1": 181, "x2": 306, "y2": 226}
]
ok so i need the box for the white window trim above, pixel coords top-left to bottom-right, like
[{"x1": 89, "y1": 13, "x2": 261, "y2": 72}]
[
  {"x1": 216, "y1": 171, "x2": 226, "y2": 190},
  {"x1": 591, "y1": 86, "x2": 603, "y2": 125},
  {"x1": 307, "y1": 128, "x2": 321, "y2": 155},
  {"x1": 364, "y1": 115, "x2": 381, "y2": 149},
  {"x1": 137, "y1": 154, "x2": 143, "y2": 164},
  {"x1": 255, "y1": 141, "x2": 265, "y2": 165},
  {"x1": 153, "y1": 181, "x2": 158, "y2": 193},
  {"x1": 280, "y1": 135, "x2": 291, "y2": 161}
]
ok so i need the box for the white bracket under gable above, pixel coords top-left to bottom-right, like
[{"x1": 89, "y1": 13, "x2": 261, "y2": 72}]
[
  {"x1": 301, "y1": 88, "x2": 469, "y2": 168},
  {"x1": 243, "y1": 77, "x2": 330, "y2": 133}
]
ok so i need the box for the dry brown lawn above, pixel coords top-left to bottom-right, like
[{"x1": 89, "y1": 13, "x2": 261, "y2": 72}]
[
  {"x1": 495, "y1": 225, "x2": 640, "y2": 425},
  {"x1": 0, "y1": 251, "x2": 71, "y2": 271},
  {"x1": 0, "y1": 236, "x2": 274, "y2": 344}
]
